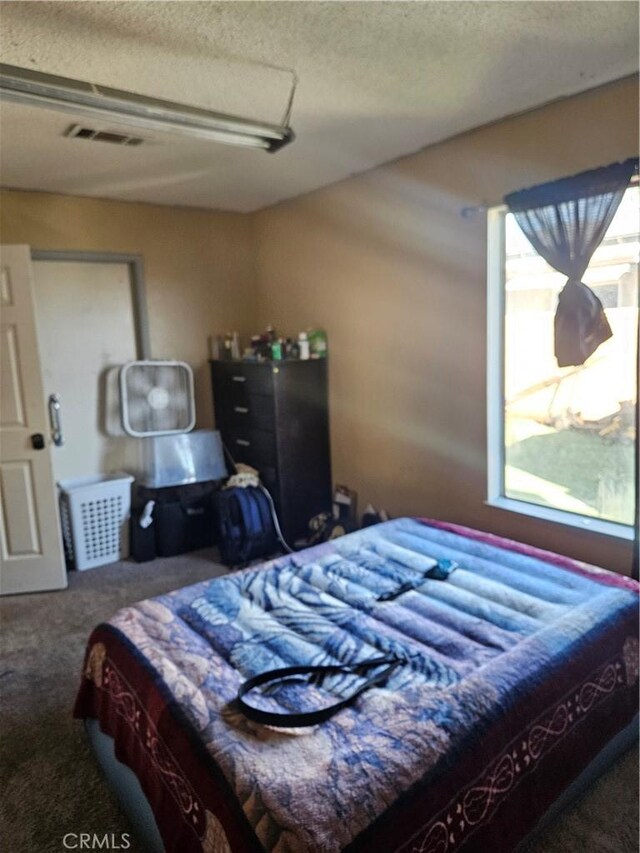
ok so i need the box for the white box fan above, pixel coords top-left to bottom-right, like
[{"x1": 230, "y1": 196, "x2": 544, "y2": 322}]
[{"x1": 119, "y1": 360, "x2": 195, "y2": 437}]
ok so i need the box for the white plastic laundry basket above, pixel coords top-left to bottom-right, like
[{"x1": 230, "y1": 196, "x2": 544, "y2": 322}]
[{"x1": 58, "y1": 473, "x2": 134, "y2": 570}]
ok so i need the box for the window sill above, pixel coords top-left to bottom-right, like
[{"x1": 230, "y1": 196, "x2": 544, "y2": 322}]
[{"x1": 485, "y1": 496, "x2": 635, "y2": 542}]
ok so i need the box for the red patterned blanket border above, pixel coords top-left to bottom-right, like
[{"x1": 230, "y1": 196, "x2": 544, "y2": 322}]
[
  {"x1": 101, "y1": 654, "x2": 207, "y2": 843},
  {"x1": 398, "y1": 647, "x2": 634, "y2": 853},
  {"x1": 75, "y1": 627, "x2": 264, "y2": 853}
]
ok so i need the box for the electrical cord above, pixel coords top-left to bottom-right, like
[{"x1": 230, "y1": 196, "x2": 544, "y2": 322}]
[{"x1": 258, "y1": 483, "x2": 294, "y2": 554}]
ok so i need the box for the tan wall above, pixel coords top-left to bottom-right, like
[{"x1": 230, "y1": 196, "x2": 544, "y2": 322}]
[
  {"x1": 253, "y1": 76, "x2": 639, "y2": 574},
  {"x1": 2, "y1": 78, "x2": 636, "y2": 573},
  {"x1": 0, "y1": 190, "x2": 257, "y2": 428}
]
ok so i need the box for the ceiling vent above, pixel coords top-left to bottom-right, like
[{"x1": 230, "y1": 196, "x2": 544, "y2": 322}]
[{"x1": 65, "y1": 124, "x2": 144, "y2": 146}]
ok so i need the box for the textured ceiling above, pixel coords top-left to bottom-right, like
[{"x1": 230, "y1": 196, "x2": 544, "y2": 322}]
[{"x1": 1, "y1": 1, "x2": 638, "y2": 213}]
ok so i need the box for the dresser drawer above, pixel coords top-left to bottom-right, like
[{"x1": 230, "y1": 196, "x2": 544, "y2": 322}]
[
  {"x1": 225, "y1": 428, "x2": 276, "y2": 469},
  {"x1": 218, "y1": 393, "x2": 275, "y2": 432},
  {"x1": 213, "y1": 362, "x2": 274, "y2": 397}
]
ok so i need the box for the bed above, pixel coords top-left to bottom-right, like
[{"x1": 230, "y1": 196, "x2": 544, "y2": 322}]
[{"x1": 74, "y1": 518, "x2": 639, "y2": 853}]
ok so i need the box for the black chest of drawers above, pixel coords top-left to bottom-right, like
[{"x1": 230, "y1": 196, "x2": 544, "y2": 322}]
[{"x1": 210, "y1": 359, "x2": 332, "y2": 543}]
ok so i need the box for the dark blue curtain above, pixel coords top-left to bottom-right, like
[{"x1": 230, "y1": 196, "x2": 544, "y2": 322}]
[{"x1": 505, "y1": 158, "x2": 638, "y2": 368}]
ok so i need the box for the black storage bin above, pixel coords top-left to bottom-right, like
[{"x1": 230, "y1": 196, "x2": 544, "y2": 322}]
[{"x1": 132, "y1": 482, "x2": 218, "y2": 560}]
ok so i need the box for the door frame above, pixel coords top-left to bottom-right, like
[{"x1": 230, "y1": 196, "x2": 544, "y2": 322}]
[{"x1": 31, "y1": 250, "x2": 151, "y2": 359}]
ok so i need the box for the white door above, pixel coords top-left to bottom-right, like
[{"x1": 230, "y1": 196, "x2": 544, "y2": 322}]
[
  {"x1": 0, "y1": 246, "x2": 67, "y2": 594},
  {"x1": 32, "y1": 260, "x2": 138, "y2": 482}
]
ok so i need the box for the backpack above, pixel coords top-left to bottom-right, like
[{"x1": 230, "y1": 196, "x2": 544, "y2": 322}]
[{"x1": 216, "y1": 486, "x2": 279, "y2": 567}]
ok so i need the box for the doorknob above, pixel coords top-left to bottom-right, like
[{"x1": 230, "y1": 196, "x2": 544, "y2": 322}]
[
  {"x1": 31, "y1": 433, "x2": 45, "y2": 450},
  {"x1": 48, "y1": 394, "x2": 64, "y2": 447}
]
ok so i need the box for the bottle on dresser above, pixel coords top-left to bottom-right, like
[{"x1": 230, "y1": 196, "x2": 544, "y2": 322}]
[{"x1": 298, "y1": 332, "x2": 310, "y2": 360}]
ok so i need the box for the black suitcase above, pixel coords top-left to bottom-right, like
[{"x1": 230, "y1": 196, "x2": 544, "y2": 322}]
[{"x1": 131, "y1": 482, "x2": 218, "y2": 560}]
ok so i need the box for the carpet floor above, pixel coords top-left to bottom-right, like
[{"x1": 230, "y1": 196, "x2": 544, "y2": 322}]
[{"x1": 0, "y1": 551, "x2": 637, "y2": 853}]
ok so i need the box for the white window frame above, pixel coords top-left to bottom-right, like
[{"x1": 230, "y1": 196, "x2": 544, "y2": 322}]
[{"x1": 486, "y1": 204, "x2": 634, "y2": 542}]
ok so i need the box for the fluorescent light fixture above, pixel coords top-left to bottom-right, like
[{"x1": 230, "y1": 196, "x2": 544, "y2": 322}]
[{"x1": 0, "y1": 63, "x2": 294, "y2": 152}]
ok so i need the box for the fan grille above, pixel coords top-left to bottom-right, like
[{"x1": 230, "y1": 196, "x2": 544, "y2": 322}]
[{"x1": 120, "y1": 361, "x2": 195, "y2": 436}]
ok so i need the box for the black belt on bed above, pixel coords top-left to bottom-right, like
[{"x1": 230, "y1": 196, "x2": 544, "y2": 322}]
[{"x1": 236, "y1": 655, "x2": 404, "y2": 728}]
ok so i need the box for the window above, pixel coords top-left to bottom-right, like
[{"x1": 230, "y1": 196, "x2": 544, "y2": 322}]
[{"x1": 487, "y1": 184, "x2": 638, "y2": 538}]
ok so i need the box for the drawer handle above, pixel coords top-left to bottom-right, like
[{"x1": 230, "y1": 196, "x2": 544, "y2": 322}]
[
  {"x1": 234, "y1": 406, "x2": 249, "y2": 414},
  {"x1": 235, "y1": 438, "x2": 251, "y2": 447},
  {"x1": 232, "y1": 375, "x2": 247, "y2": 383}
]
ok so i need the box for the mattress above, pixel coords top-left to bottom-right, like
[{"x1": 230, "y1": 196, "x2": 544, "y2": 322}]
[{"x1": 74, "y1": 518, "x2": 640, "y2": 853}]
